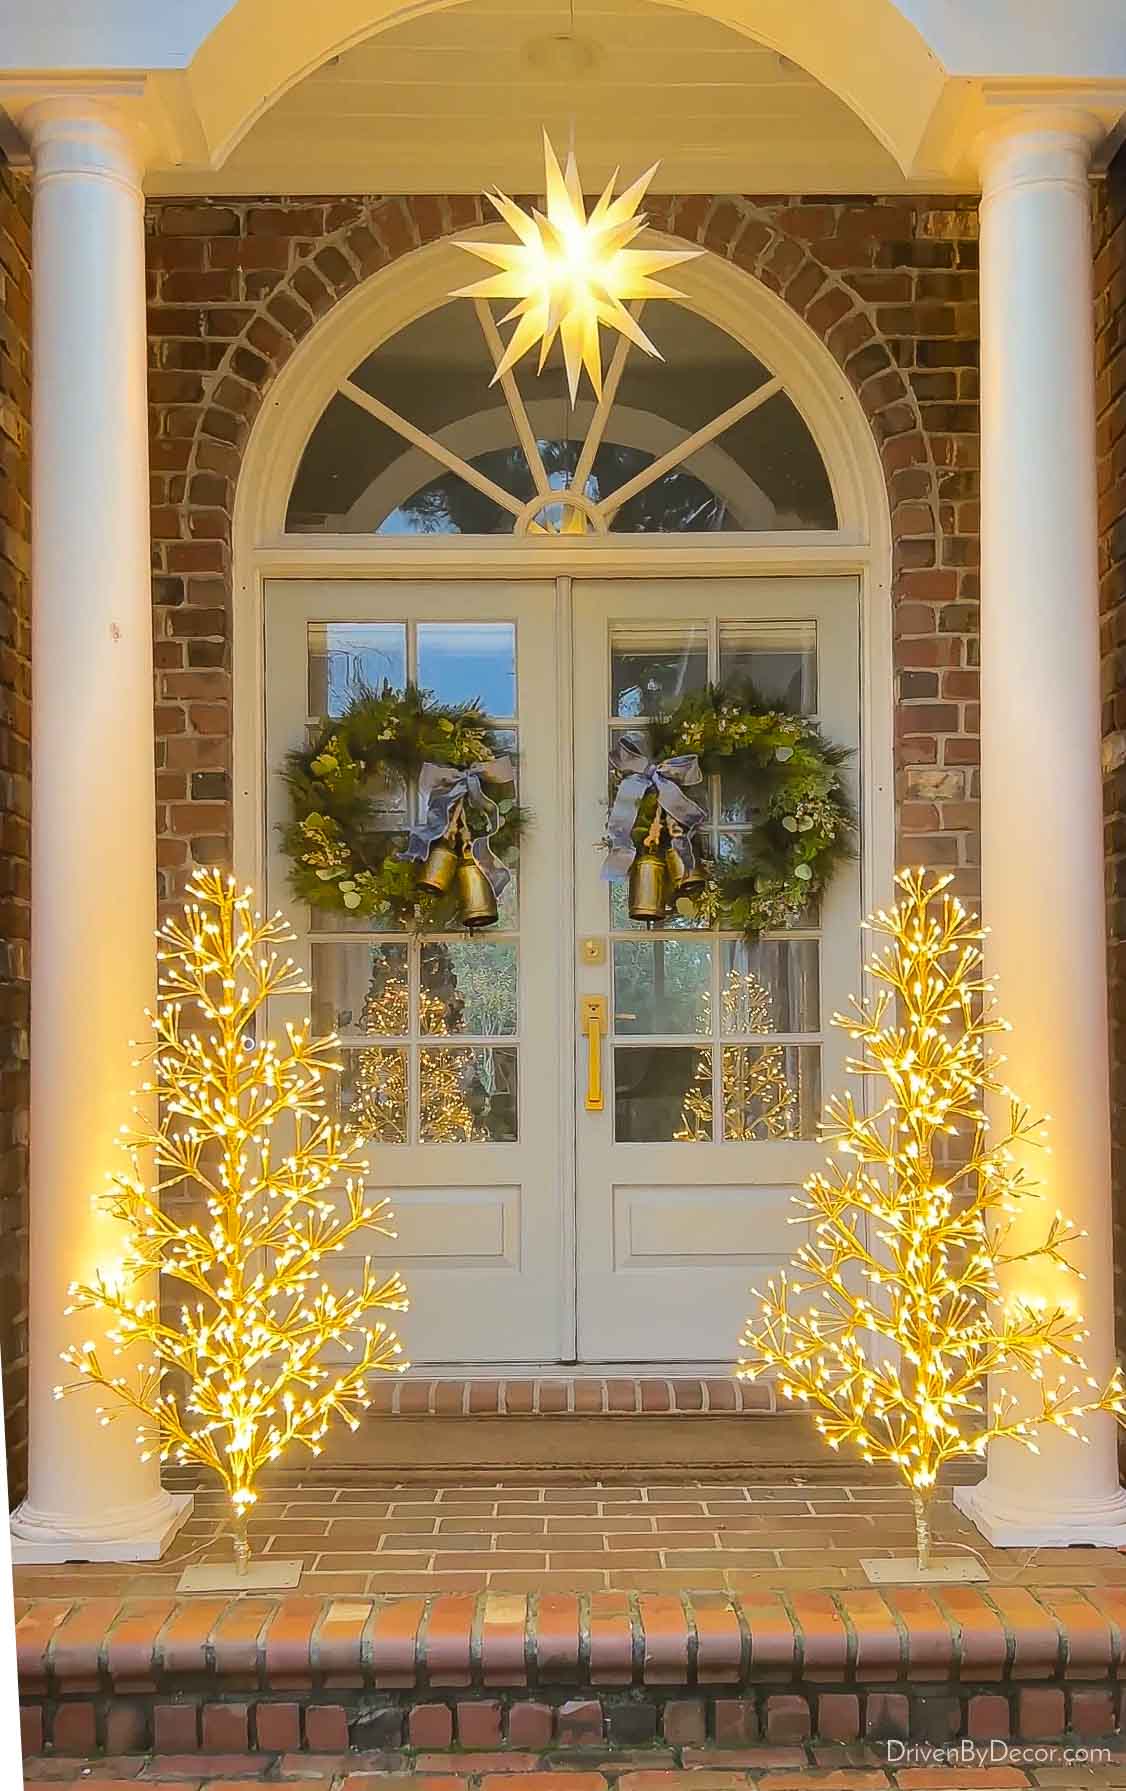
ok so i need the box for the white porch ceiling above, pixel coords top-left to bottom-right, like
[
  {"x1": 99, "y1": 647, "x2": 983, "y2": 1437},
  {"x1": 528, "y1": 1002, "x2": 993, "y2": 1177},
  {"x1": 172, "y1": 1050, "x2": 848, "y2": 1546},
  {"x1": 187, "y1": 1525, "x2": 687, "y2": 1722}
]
[{"x1": 146, "y1": 0, "x2": 904, "y2": 196}]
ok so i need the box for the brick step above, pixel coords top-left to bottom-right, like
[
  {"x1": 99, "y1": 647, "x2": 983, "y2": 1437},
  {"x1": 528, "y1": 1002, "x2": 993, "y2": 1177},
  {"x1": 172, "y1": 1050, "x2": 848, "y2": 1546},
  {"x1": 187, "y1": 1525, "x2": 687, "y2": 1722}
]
[
  {"x1": 18, "y1": 1586, "x2": 1126, "y2": 1765},
  {"x1": 366, "y1": 1378, "x2": 774, "y2": 1418}
]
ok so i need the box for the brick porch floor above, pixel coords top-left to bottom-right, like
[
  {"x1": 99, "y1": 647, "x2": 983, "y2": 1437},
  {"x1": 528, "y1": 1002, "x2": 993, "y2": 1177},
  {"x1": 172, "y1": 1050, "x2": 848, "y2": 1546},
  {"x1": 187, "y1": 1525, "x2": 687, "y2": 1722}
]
[{"x1": 15, "y1": 1476, "x2": 1126, "y2": 1601}]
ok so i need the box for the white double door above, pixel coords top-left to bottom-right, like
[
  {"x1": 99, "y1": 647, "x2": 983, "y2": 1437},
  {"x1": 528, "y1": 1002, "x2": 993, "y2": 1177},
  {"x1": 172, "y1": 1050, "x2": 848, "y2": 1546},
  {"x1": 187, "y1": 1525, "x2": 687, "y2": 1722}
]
[{"x1": 265, "y1": 574, "x2": 860, "y2": 1365}]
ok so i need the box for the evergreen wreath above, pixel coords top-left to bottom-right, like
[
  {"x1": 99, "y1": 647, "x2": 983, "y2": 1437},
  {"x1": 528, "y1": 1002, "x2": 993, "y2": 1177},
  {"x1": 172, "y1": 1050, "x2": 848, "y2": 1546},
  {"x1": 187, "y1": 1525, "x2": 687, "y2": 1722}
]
[
  {"x1": 282, "y1": 684, "x2": 527, "y2": 924},
  {"x1": 608, "y1": 682, "x2": 854, "y2": 935}
]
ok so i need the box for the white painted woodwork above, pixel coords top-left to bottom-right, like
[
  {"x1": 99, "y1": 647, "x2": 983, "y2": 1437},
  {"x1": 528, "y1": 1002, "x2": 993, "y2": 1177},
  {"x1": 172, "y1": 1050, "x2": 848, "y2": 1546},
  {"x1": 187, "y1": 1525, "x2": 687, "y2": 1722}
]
[
  {"x1": 953, "y1": 111, "x2": 1126, "y2": 1548},
  {"x1": 10, "y1": 99, "x2": 192, "y2": 1563},
  {"x1": 264, "y1": 579, "x2": 569, "y2": 1362},
  {"x1": 572, "y1": 576, "x2": 861, "y2": 1360}
]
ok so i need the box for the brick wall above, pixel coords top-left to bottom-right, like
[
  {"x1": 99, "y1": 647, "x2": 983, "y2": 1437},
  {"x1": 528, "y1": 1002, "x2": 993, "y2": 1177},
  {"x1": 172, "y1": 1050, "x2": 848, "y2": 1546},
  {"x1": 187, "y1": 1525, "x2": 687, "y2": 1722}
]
[
  {"x1": 1096, "y1": 147, "x2": 1126, "y2": 1342},
  {"x1": 0, "y1": 161, "x2": 31, "y2": 1504},
  {"x1": 144, "y1": 193, "x2": 982, "y2": 906}
]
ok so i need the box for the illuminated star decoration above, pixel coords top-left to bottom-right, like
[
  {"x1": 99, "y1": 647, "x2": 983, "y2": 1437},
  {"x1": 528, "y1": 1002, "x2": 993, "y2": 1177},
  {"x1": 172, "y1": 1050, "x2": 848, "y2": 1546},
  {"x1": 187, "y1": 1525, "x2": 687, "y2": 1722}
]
[{"x1": 454, "y1": 132, "x2": 701, "y2": 404}]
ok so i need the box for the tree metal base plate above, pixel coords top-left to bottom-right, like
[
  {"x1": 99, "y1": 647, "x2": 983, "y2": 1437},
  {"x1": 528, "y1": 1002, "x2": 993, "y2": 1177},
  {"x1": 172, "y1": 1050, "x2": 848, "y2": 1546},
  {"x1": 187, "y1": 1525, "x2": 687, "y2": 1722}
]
[
  {"x1": 177, "y1": 1558, "x2": 303, "y2": 1592},
  {"x1": 861, "y1": 1556, "x2": 987, "y2": 1584}
]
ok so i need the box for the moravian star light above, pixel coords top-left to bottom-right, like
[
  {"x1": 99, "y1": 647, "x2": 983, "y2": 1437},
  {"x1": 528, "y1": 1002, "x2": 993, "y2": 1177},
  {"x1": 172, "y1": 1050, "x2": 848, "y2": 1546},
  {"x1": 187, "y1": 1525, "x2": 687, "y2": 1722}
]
[{"x1": 454, "y1": 132, "x2": 702, "y2": 404}]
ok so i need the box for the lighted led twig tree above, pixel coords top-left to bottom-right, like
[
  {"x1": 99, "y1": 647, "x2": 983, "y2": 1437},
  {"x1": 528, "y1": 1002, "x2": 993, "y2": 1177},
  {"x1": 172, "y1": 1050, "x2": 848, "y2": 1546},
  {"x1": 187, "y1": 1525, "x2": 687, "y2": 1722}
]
[
  {"x1": 738, "y1": 869, "x2": 1125, "y2": 1569},
  {"x1": 57, "y1": 869, "x2": 409, "y2": 1567}
]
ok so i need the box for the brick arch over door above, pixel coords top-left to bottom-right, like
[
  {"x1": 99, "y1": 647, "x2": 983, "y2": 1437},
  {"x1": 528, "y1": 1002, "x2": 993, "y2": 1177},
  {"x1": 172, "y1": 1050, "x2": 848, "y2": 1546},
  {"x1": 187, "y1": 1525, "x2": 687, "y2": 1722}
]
[{"x1": 145, "y1": 193, "x2": 981, "y2": 904}]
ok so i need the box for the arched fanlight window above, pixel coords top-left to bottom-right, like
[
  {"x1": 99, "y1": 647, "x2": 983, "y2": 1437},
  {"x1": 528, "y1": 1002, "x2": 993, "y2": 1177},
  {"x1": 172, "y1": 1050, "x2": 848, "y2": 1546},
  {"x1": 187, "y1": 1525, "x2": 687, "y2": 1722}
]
[{"x1": 286, "y1": 296, "x2": 837, "y2": 536}]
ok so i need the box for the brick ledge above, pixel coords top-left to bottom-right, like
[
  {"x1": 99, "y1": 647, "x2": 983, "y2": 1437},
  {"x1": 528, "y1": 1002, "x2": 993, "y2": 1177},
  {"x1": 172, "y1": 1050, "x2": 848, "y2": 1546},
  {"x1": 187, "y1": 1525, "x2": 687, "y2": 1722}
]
[
  {"x1": 369, "y1": 1378, "x2": 775, "y2": 1416},
  {"x1": 18, "y1": 1585, "x2": 1126, "y2": 1756}
]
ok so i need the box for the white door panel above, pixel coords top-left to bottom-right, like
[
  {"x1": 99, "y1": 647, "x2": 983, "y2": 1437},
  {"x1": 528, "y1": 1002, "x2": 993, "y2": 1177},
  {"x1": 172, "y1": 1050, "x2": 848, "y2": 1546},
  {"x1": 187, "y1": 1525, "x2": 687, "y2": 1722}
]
[
  {"x1": 264, "y1": 579, "x2": 567, "y2": 1363},
  {"x1": 572, "y1": 577, "x2": 862, "y2": 1362}
]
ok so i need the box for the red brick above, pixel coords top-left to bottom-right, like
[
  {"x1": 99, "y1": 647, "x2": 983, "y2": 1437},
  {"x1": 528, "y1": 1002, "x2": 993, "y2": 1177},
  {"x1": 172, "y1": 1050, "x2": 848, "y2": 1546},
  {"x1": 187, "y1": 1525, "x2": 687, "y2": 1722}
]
[
  {"x1": 990, "y1": 1589, "x2": 1062, "y2": 1680},
  {"x1": 201, "y1": 1702, "x2": 249, "y2": 1751},
  {"x1": 1034, "y1": 1589, "x2": 1114, "y2": 1676},
  {"x1": 50, "y1": 1597, "x2": 121, "y2": 1689},
  {"x1": 425, "y1": 1596, "x2": 475, "y2": 1686},
  {"x1": 836, "y1": 1590, "x2": 902, "y2": 1680},
  {"x1": 966, "y1": 1693, "x2": 1010, "y2": 1740},
  {"x1": 51, "y1": 1700, "x2": 97, "y2": 1752},
  {"x1": 19, "y1": 1704, "x2": 42, "y2": 1755},
  {"x1": 639, "y1": 1595, "x2": 690, "y2": 1683},
  {"x1": 16, "y1": 1602, "x2": 71, "y2": 1694},
  {"x1": 788, "y1": 1593, "x2": 847, "y2": 1680},
  {"x1": 864, "y1": 1692, "x2": 909, "y2": 1741},
  {"x1": 589, "y1": 1593, "x2": 634, "y2": 1685},
  {"x1": 480, "y1": 1593, "x2": 527, "y2": 1686},
  {"x1": 692, "y1": 1599, "x2": 742, "y2": 1682},
  {"x1": 764, "y1": 1696, "x2": 811, "y2": 1743},
  {"x1": 713, "y1": 1699, "x2": 758, "y2": 1745},
  {"x1": 255, "y1": 1701, "x2": 301, "y2": 1751},
  {"x1": 662, "y1": 1699, "x2": 706, "y2": 1744},
  {"x1": 1070, "y1": 1687, "x2": 1115, "y2": 1736},
  {"x1": 558, "y1": 1698, "x2": 603, "y2": 1745},
  {"x1": 370, "y1": 1597, "x2": 425, "y2": 1687},
  {"x1": 482, "y1": 1779, "x2": 606, "y2": 1791},
  {"x1": 153, "y1": 1701, "x2": 200, "y2": 1751},
  {"x1": 1016, "y1": 1685, "x2": 1065, "y2": 1739},
  {"x1": 155, "y1": 1596, "x2": 227, "y2": 1674},
  {"x1": 315, "y1": 1597, "x2": 371, "y2": 1686},
  {"x1": 896, "y1": 1775, "x2": 1030, "y2": 1789},
  {"x1": 105, "y1": 1597, "x2": 176, "y2": 1690},
  {"x1": 209, "y1": 1598, "x2": 272, "y2": 1681},
  {"x1": 936, "y1": 1588, "x2": 1006, "y2": 1681},
  {"x1": 305, "y1": 1703, "x2": 349, "y2": 1750},
  {"x1": 507, "y1": 1701, "x2": 553, "y2": 1747},
  {"x1": 457, "y1": 1700, "x2": 503, "y2": 1746},
  {"x1": 409, "y1": 1703, "x2": 454, "y2": 1747},
  {"x1": 816, "y1": 1693, "x2": 860, "y2": 1741},
  {"x1": 535, "y1": 1593, "x2": 580, "y2": 1680}
]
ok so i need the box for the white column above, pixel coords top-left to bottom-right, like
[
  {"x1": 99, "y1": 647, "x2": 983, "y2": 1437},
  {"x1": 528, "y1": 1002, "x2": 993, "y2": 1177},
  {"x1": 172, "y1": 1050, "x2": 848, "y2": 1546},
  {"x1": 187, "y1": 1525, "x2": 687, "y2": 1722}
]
[
  {"x1": 10, "y1": 98, "x2": 191, "y2": 1561},
  {"x1": 953, "y1": 110, "x2": 1126, "y2": 1547}
]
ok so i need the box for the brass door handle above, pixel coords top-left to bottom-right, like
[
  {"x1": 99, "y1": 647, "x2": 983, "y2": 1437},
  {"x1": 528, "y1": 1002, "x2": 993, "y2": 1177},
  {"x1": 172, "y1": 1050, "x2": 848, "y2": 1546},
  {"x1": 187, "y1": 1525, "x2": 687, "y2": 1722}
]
[{"x1": 581, "y1": 995, "x2": 608, "y2": 1112}]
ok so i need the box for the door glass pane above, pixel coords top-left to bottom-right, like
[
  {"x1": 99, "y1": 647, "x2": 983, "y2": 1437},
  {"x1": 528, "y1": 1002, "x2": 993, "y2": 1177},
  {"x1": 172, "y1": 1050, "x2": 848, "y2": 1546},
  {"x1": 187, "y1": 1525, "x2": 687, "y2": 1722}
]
[
  {"x1": 721, "y1": 1044, "x2": 820, "y2": 1140},
  {"x1": 611, "y1": 623, "x2": 708, "y2": 718},
  {"x1": 417, "y1": 622, "x2": 516, "y2": 716},
  {"x1": 307, "y1": 622, "x2": 407, "y2": 715},
  {"x1": 614, "y1": 1045, "x2": 711, "y2": 1141},
  {"x1": 420, "y1": 1046, "x2": 518, "y2": 1141},
  {"x1": 420, "y1": 940, "x2": 518, "y2": 1036},
  {"x1": 613, "y1": 939, "x2": 712, "y2": 1034},
  {"x1": 311, "y1": 942, "x2": 409, "y2": 1037},
  {"x1": 719, "y1": 621, "x2": 817, "y2": 713},
  {"x1": 336, "y1": 1046, "x2": 408, "y2": 1142},
  {"x1": 721, "y1": 940, "x2": 820, "y2": 1034}
]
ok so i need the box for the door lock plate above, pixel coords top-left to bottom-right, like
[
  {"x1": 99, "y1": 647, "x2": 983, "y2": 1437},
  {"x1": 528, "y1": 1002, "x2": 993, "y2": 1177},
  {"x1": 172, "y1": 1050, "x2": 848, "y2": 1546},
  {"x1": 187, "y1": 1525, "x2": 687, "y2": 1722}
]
[{"x1": 580, "y1": 936, "x2": 606, "y2": 965}]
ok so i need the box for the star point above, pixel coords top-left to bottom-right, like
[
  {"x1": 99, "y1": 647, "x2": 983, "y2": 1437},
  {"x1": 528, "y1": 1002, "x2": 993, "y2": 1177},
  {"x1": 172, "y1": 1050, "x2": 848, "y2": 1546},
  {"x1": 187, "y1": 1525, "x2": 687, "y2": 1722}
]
[{"x1": 454, "y1": 131, "x2": 702, "y2": 403}]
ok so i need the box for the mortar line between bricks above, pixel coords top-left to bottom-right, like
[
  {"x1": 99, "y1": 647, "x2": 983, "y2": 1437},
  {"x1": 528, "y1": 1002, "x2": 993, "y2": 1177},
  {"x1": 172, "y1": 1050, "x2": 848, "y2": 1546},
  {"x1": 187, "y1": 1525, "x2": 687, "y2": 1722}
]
[
  {"x1": 875, "y1": 1587, "x2": 910, "y2": 1678},
  {"x1": 415, "y1": 1594, "x2": 438, "y2": 1694},
  {"x1": 359, "y1": 1593, "x2": 380, "y2": 1681},
  {"x1": 1026, "y1": 1585, "x2": 1066, "y2": 1678},
  {"x1": 576, "y1": 1591, "x2": 592, "y2": 1689},
  {"x1": 468, "y1": 1592, "x2": 486, "y2": 1682},
  {"x1": 979, "y1": 1586, "x2": 1018, "y2": 1681},
  {"x1": 830, "y1": 1590, "x2": 859, "y2": 1678},
  {"x1": 627, "y1": 1592, "x2": 643, "y2": 1682},
  {"x1": 779, "y1": 1589, "x2": 806, "y2": 1681},
  {"x1": 730, "y1": 1588, "x2": 752, "y2": 1686},
  {"x1": 681, "y1": 1592, "x2": 699, "y2": 1688},
  {"x1": 522, "y1": 1590, "x2": 536, "y2": 1687}
]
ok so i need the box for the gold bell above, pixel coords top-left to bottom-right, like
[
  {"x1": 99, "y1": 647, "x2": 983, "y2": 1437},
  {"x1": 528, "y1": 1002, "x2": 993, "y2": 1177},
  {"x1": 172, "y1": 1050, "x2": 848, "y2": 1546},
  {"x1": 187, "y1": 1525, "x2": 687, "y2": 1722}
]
[
  {"x1": 665, "y1": 831, "x2": 706, "y2": 899},
  {"x1": 415, "y1": 837, "x2": 459, "y2": 895},
  {"x1": 456, "y1": 846, "x2": 499, "y2": 930},
  {"x1": 628, "y1": 845, "x2": 669, "y2": 922}
]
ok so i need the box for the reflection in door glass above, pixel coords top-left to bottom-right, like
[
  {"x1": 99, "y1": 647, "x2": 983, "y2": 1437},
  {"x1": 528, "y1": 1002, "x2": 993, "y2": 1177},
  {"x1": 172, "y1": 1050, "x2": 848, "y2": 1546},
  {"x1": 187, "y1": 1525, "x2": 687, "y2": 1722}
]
[
  {"x1": 613, "y1": 939, "x2": 711, "y2": 1034},
  {"x1": 311, "y1": 941, "x2": 409, "y2": 1037},
  {"x1": 335, "y1": 1045, "x2": 409, "y2": 1142},
  {"x1": 721, "y1": 939, "x2": 820, "y2": 1034},
  {"x1": 420, "y1": 940, "x2": 518, "y2": 1035},
  {"x1": 610, "y1": 624, "x2": 708, "y2": 718},
  {"x1": 721, "y1": 1044, "x2": 820, "y2": 1140},
  {"x1": 307, "y1": 622, "x2": 407, "y2": 715},
  {"x1": 614, "y1": 1045, "x2": 711, "y2": 1142},
  {"x1": 718, "y1": 621, "x2": 817, "y2": 713},
  {"x1": 418, "y1": 622, "x2": 516, "y2": 717},
  {"x1": 420, "y1": 1046, "x2": 518, "y2": 1141}
]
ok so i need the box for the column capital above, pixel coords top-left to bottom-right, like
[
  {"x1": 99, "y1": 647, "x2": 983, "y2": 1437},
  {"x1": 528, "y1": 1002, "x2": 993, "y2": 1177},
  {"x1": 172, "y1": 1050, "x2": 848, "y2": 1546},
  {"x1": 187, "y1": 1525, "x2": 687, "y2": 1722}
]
[
  {"x1": 0, "y1": 82, "x2": 158, "y2": 186},
  {"x1": 975, "y1": 91, "x2": 1119, "y2": 197}
]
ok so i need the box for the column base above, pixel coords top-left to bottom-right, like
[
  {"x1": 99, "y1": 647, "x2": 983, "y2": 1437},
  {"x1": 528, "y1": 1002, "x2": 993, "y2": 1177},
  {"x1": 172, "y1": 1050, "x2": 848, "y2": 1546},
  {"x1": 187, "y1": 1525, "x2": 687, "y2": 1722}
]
[
  {"x1": 954, "y1": 1478, "x2": 1126, "y2": 1548},
  {"x1": 10, "y1": 1487, "x2": 193, "y2": 1563}
]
